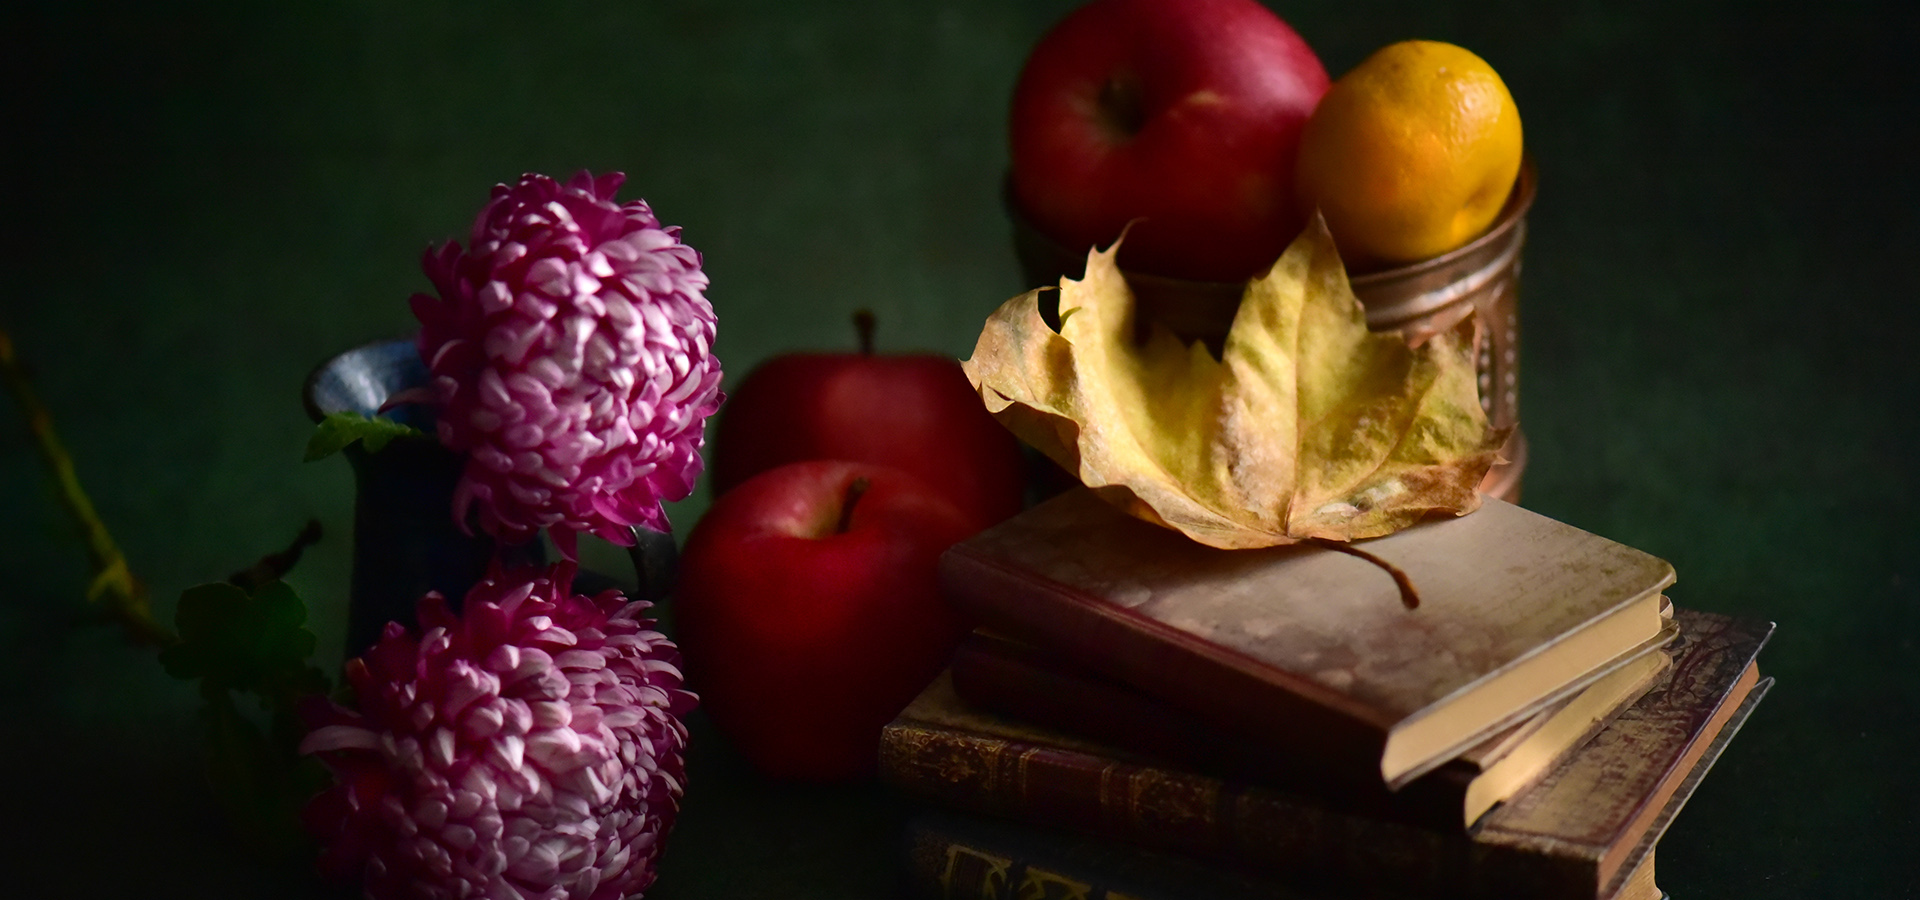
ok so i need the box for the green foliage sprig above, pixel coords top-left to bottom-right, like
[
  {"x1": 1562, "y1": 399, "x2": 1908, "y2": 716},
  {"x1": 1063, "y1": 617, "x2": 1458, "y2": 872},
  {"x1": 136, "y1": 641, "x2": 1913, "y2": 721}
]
[{"x1": 5, "y1": 324, "x2": 338, "y2": 861}]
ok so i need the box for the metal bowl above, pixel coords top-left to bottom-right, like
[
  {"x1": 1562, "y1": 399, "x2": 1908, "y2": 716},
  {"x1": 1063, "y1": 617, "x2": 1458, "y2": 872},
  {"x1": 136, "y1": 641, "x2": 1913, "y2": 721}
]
[{"x1": 1005, "y1": 160, "x2": 1537, "y2": 502}]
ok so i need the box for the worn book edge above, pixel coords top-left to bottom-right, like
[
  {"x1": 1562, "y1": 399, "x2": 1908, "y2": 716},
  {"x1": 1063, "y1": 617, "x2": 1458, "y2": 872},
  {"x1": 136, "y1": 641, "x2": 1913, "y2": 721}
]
[
  {"x1": 1388, "y1": 611, "x2": 1673, "y2": 787},
  {"x1": 1462, "y1": 649, "x2": 1671, "y2": 825},
  {"x1": 942, "y1": 490, "x2": 1678, "y2": 789},
  {"x1": 1595, "y1": 673, "x2": 1772, "y2": 899},
  {"x1": 1468, "y1": 608, "x2": 1772, "y2": 900}
]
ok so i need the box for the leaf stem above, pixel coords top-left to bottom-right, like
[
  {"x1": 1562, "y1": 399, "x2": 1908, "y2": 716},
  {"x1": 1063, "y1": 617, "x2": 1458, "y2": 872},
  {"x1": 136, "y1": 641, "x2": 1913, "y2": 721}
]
[
  {"x1": 0, "y1": 324, "x2": 176, "y2": 646},
  {"x1": 1310, "y1": 538, "x2": 1421, "y2": 610}
]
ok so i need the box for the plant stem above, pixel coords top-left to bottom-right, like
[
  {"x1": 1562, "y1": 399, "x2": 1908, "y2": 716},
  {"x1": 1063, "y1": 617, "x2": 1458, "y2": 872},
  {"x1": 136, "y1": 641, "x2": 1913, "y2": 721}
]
[
  {"x1": 227, "y1": 519, "x2": 324, "y2": 593},
  {"x1": 0, "y1": 324, "x2": 176, "y2": 646}
]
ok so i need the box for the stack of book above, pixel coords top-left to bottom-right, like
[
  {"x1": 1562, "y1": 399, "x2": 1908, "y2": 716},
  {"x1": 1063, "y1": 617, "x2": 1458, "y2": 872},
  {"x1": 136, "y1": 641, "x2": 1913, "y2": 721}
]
[{"x1": 881, "y1": 489, "x2": 1773, "y2": 900}]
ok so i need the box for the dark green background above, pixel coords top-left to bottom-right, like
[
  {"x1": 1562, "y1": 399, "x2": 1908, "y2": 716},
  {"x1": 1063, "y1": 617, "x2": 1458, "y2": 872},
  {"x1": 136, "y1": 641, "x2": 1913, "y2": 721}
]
[{"x1": 4, "y1": 1, "x2": 1914, "y2": 897}]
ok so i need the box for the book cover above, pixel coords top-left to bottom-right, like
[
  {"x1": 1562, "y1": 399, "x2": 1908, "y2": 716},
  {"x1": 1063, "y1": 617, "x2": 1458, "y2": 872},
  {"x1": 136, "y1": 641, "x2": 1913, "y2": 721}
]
[
  {"x1": 939, "y1": 489, "x2": 1676, "y2": 787},
  {"x1": 1471, "y1": 610, "x2": 1775, "y2": 899},
  {"x1": 879, "y1": 608, "x2": 1771, "y2": 899},
  {"x1": 949, "y1": 626, "x2": 1671, "y2": 829},
  {"x1": 903, "y1": 810, "x2": 1665, "y2": 900}
]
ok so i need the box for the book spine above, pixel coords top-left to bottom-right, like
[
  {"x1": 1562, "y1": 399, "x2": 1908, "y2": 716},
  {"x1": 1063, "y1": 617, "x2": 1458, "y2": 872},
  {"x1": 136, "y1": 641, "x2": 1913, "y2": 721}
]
[
  {"x1": 902, "y1": 812, "x2": 1328, "y2": 900},
  {"x1": 904, "y1": 827, "x2": 1099, "y2": 900},
  {"x1": 939, "y1": 545, "x2": 1391, "y2": 773},
  {"x1": 879, "y1": 718, "x2": 1469, "y2": 896}
]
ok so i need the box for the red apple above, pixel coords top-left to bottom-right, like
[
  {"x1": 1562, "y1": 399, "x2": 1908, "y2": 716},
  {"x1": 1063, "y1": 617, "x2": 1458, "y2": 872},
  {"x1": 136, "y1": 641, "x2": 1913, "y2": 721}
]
[
  {"x1": 1009, "y1": 0, "x2": 1330, "y2": 282},
  {"x1": 710, "y1": 312, "x2": 1026, "y2": 532},
  {"x1": 674, "y1": 459, "x2": 975, "y2": 780}
]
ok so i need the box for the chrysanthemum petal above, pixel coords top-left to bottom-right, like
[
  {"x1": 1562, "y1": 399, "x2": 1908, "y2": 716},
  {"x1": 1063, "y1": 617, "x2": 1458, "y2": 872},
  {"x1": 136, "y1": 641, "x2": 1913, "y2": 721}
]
[
  {"x1": 300, "y1": 562, "x2": 690, "y2": 899},
  {"x1": 412, "y1": 171, "x2": 723, "y2": 556}
]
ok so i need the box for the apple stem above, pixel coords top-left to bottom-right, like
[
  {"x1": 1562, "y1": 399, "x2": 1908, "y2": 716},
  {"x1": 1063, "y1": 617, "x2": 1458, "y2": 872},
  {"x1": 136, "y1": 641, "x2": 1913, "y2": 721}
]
[
  {"x1": 836, "y1": 476, "x2": 871, "y2": 534},
  {"x1": 853, "y1": 309, "x2": 876, "y2": 356},
  {"x1": 1098, "y1": 75, "x2": 1146, "y2": 138}
]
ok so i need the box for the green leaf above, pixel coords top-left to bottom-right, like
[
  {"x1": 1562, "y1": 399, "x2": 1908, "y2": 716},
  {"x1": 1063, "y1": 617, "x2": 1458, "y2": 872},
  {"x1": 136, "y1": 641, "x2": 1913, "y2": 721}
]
[
  {"x1": 160, "y1": 583, "x2": 249, "y2": 682},
  {"x1": 303, "y1": 410, "x2": 425, "y2": 461},
  {"x1": 161, "y1": 580, "x2": 329, "y2": 700}
]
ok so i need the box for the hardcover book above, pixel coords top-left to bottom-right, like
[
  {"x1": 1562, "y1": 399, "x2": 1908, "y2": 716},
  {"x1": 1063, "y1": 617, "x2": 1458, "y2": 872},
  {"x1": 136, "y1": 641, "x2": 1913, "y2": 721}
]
[
  {"x1": 1471, "y1": 611, "x2": 1774, "y2": 899},
  {"x1": 903, "y1": 810, "x2": 1666, "y2": 900},
  {"x1": 938, "y1": 489, "x2": 1677, "y2": 787},
  {"x1": 880, "y1": 608, "x2": 1772, "y2": 899},
  {"x1": 949, "y1": 626, "x2": 1671, "y2": 829}
]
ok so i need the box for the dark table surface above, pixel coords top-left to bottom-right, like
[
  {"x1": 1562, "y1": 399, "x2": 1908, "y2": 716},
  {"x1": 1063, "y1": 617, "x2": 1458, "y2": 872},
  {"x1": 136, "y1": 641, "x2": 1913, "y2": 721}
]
[{"x1": 4, "y1": 1, "x2": 1915, "y2": 897}]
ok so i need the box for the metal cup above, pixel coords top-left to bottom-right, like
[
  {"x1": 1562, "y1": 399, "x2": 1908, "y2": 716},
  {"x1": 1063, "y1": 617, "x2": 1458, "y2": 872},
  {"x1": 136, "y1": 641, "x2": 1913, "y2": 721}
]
[{"x1": 1006, "y1": 159, "x2": 1536, "y2": 503}]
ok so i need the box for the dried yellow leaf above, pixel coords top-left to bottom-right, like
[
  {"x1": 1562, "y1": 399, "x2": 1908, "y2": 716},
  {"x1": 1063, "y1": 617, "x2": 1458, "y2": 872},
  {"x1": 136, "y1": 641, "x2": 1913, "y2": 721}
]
[{"x1": 963, "y1": 218, "x2": 1508, "y2": 549}]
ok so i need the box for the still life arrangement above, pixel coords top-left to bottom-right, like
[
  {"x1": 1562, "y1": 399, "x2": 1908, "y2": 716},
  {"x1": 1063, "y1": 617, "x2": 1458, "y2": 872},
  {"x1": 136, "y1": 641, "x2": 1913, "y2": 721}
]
[{"x1": 6, "y1": 0, "x2": 1775, "y2": 899}]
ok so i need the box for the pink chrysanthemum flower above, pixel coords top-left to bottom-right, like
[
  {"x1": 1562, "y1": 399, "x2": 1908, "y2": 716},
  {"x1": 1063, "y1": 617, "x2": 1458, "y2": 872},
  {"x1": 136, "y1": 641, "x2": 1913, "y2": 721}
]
[
  {"x1": 411, "y1": 170, "x2": 723, "y2": 556},
  {"x1": 300, "y1": 563, "x2": 695, "y2": 900}
]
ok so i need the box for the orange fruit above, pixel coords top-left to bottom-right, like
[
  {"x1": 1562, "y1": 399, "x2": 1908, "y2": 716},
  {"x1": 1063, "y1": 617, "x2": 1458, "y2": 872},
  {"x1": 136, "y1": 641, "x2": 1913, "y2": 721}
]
[{"x1": 1294, "y1": 40, "x2": 1523, "y2": 268}]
